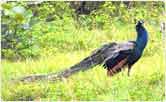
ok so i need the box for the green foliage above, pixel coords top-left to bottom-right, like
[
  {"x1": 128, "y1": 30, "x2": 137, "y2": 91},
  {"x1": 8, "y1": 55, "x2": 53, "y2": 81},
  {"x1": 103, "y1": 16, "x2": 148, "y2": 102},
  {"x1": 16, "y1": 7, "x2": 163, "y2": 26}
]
[
  {"x1": 1, "y1": 2, "x2": 35, "y2": 59},
  {"x1": 2, "y1": 83, "x2": 47, "y2": 100},
  {"x1": 81, "y1": 1, "x2": 164, "y2": 29},
  {"x1": 1, "y1": 1, "x2": 75, "y2": 59},
  {"x1": 2, "y1": 49, "x2": 164, "y2": 100},
  {"x1": 1, "y1": 1, "x2": 164, "y2": 59}
]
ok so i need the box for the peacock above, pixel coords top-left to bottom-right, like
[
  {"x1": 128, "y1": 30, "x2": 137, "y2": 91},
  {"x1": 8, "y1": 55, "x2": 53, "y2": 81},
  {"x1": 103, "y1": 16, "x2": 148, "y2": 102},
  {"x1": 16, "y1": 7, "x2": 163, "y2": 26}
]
[
  {"x1": 19, "y1": 20, "x2": 148, "y2": 82},
  {"x1": 103, "y1": 20, "x2": 148, "y2": 76}
]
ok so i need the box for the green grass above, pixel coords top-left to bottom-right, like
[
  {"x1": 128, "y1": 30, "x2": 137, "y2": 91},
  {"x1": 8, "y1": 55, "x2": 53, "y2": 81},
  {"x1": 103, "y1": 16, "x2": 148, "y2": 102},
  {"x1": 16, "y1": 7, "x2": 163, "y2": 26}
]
[{"x1": 1, "y1": 24, "x2": 165, "y2": 101}]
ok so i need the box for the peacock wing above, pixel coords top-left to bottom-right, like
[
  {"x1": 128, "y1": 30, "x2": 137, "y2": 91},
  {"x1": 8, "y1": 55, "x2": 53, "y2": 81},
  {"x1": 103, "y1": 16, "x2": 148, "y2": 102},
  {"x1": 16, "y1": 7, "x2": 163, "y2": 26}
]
[{"x1": 103, "y1": 41, "x2": 136, "y2": 76}]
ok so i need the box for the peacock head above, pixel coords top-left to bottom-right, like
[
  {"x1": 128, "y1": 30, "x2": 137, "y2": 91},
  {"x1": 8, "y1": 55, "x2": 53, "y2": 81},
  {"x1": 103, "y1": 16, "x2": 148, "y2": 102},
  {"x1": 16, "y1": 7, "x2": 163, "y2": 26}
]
[{"x1": 136, "y1": 20, "x2": 145, "y2": 31}]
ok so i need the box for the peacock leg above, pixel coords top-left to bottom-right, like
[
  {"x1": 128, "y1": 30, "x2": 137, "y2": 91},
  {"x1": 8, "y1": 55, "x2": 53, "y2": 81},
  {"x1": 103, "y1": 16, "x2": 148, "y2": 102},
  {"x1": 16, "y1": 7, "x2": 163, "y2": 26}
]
[{"x1": 128, "y1": 65, "x2": 132, "y2": 76}]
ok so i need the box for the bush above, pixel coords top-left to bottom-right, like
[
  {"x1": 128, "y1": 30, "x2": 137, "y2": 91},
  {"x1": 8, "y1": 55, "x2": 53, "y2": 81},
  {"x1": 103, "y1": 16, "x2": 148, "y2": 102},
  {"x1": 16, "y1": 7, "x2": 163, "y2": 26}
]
[{"x1": 1, "y1": 1, "x2": 164, "y2": 59}]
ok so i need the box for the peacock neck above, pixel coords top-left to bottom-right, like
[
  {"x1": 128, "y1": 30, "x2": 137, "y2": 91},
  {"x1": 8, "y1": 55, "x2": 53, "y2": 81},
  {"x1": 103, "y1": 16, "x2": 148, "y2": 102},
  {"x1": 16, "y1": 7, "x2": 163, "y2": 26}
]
[{"x1": 136, "y1": 27, "x2": 148, "y2": 51}]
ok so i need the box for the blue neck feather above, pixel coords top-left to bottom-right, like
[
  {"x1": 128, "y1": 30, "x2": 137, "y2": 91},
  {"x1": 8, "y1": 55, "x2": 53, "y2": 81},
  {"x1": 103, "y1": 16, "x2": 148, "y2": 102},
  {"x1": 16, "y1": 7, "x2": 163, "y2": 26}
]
[{"x1": 136, "y1": 26, "x2": 148, "y2": 51}]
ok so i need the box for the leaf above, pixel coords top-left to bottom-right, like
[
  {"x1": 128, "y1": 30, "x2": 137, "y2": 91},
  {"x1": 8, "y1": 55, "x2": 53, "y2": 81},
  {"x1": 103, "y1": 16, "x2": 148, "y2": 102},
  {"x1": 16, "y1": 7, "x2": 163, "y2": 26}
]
[
  {"x1": 25, "y1": 10, "x2": 33, "y2": 18},
  {"x1": 1, "y1": 3, "x2": 12, "y2": 10},
  {"x1": 14, "y1": 13, "x2": 25, "y2": 23},
  {"x1": 12, "y1": 6, "x2": 25, "y2": 14}
]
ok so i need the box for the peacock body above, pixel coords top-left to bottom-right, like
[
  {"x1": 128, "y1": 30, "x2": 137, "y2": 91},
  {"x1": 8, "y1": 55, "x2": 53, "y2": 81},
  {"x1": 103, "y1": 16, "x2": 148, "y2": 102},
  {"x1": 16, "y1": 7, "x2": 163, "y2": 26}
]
[{"x1": 103, "y1": 20, "x2": 148, "y2": 76}]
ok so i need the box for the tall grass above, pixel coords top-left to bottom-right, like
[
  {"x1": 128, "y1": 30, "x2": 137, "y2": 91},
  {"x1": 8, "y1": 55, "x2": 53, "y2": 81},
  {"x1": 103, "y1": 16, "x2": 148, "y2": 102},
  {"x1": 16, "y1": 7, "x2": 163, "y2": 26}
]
[{"x1": 1, "y1": 23, "x2": 164, "y2": 101}]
